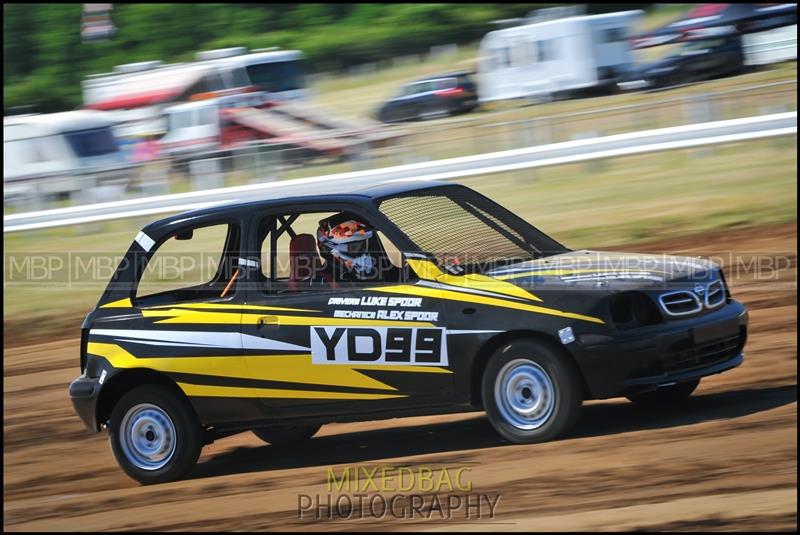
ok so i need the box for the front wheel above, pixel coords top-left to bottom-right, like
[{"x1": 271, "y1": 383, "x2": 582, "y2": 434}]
[
  {"x1": 108, "y1": 385, "x2": 203, "y2": 485},
  {"x1": 626, "y1": 378, "x2": 700, "y2": 407},
  {"x1": 252, "y1": 424, "x2": 321, "y2": 447},
  {"x1": 482, "y1": 339, "x2": 583, "y2": 444}
]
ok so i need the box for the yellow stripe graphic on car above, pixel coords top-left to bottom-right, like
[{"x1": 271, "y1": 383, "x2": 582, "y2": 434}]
[
  {"x1": 244, "y1": 355, "x2": 451, "y2": 390},
  {"x1": 242, "y1": 315, "x2": 435, "y2": 327},
  {"x1": 406, "y1": 258, "x2": 443, "y2": 280},
  {"x1": 437, "y1": 272, "x2": 543, "y2": 302},
  {"x1": 88, "y1": 343, "x2": 449, "y2": 394},
  {"x1": 89, "y1": 341, "x2": 249, "y2": 375},
  {"x1": 100, "y1": 297, "x2": 133, "y2": 308},
  {"x1": 406, "y1": 258, "x2": 542, "y2": 302},
  {"x1": 141, "y1": 308, "x2": 243, "y2": 324},
  {"x1": 373, "y1": 284, "x2": 605, "y2": 324},
  {"x1": 101, "y1": 300, "x2": 319, "y2": 312},
  {"x1": 177, "y1": 383, "x2": 406, "y2": 400},
  {"x1": 144, "y1": 303, "x2": 319, "y2": 312}
]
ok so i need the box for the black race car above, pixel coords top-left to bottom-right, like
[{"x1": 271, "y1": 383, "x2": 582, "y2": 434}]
[
  {"x1": 375, "y1": 72, "x2": 479, "y2": 123},
  {"x1": 70, "y1": 180, "x2": 747, "y2": 484}
]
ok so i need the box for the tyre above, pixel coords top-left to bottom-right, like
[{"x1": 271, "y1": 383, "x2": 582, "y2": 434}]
[
  {"x1": 481, "y1": 339, "x2": 583, "y2": 444},
  {"x1": 108, "y1": 384, "x2": 203, "y2": 485},
  {"x1": 626, "y1": 378, "x2": 700, "y2": 407},
  {"x1": 252, "y1": 424, "x2": 321, "y2": 447}
]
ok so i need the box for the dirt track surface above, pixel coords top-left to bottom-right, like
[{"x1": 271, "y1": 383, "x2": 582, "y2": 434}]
[{"x1": 4, "y1": 224, "x2": 797, "y2": 531}]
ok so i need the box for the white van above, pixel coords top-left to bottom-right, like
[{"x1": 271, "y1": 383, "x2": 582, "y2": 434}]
[
  {"x1": 477, "y1": 10, "x2": 644, "y2": 102},
  {"x1": 160, "y1": 91, "x2": 269, "y2": 161},
  {"x1": 3, "y1": 110, "x2": 129, "y2": 199}
]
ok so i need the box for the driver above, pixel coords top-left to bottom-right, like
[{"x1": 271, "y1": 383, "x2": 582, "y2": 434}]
[{"x1": 317, "y1": 213, "x2": 378, "y2": 283}]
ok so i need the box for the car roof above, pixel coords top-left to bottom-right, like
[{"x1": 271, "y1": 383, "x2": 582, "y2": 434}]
[
  {"x1": 143, "y1": 179, "x2": 459, "y2": 233},
  {"x1": 408, "y1": 71, "x2": 474, "y2": 84}
]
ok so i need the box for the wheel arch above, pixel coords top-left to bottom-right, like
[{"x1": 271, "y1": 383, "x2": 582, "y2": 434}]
[
  {"x1": 96, "y1": 368, "x2": 199, "y2": 430},
  {"x1": 469, "y1": 330, "x2": 590, "y2": 408}
]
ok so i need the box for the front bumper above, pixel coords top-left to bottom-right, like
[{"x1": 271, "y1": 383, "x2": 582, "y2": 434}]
[
  {"x1": 69, "y1": 374, "x2": 102, "y2": 432},
  {"x1": 571, "y1": 300, "x2": 748, "y2": 399}
]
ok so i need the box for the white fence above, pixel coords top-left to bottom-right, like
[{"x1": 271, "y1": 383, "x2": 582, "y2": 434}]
[
  {"x1": 4, "y1": 111, "x2": 796, "y2": 233},
  {"x1": 3, "y1": 78, "x2": 796, "y2": 218}
]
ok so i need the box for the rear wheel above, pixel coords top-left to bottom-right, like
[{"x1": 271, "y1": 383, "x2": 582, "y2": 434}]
[
  {"x1": 482, "y1": 339, "x2": 583, "y2": 444},
  {"x1": 626, "y1": 378, "x2": 700, "y2": 407},
  {"x1": 108, "y1": 385, "x2": 203, "y2": 485},
  {"x1": 252, "y1": 424, "x2": 321, "y2": 447}
]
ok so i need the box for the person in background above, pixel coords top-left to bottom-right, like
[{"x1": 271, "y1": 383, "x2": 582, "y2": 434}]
[
  {"x1": 129, "y1": 133, "x2": 165, "y2": 193},
  {"x1": 132, "y1": 134, "x2": 160, "y2": 163}
]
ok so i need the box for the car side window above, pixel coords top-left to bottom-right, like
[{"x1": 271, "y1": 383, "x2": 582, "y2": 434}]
[
  {"x1": 400, "y1": 83, "x2": 420, "y2": 97},
  {"x1": 259, "y1": 211, "x2": 334, "y2": 285},
  {"x1": 416, "y1": 81, "x2": 434, "y2": 94},
  {"x1": 433, "y1": 78, "x2": 456, "y2": 91},
  {"x1": 136, "y1": 222, "x2": 241, "y2": 304}
]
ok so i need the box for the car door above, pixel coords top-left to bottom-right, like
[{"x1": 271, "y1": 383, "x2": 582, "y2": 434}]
[
  {"x1": 413, "y1": 81, "x2": 436, "y2": 118},
  {"x1": 239, "y1": 206, "x2": 455, "y2": 420},
  {"x1": 395, "y1": 83, "x2": 419, "y2": 121}
]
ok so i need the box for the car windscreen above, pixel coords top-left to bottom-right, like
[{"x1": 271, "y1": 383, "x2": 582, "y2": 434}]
[
  {"x1": 378, "y1": 187, "x2": 567, "y2": 273},
  {"x1": 63, "y1": 126, "x2": 119, "y2": 158},
  {"x1": 245, "y1": 60, "x2": 305, "y2": 93}
]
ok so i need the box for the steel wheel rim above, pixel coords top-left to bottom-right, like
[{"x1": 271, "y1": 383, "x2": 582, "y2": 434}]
[
  {"x1": 494, "y1": 359, "x2": 556, "y2": 430},
  {"x1": 119, "y1": 403, "x2": 177, "y2": 471}
]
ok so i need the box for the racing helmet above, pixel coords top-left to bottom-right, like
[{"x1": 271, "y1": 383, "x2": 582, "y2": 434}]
[{"x1": 317, "y1": 214, "x2": 375, "y2": 279}]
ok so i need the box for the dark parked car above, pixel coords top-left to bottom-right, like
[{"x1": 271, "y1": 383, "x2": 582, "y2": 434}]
[
  {"x1": 624, "y1": 35, "x2": 745, "y2": 90},
  {"x1": 375, "y1": 72, "x2": 479, "y2": 123}
]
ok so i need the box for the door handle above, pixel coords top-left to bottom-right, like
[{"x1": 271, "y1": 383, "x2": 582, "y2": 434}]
[{"x1": 257, "y1": 315, "x2": 280, "y2": 336}]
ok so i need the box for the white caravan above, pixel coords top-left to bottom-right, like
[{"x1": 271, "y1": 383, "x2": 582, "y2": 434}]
[
  {"x1": 3, "y1": 110, "x2": 129, "y2": 200},
  {"x1": 477, "y1": 10, "x2": 644, "y2": 102},
  {"x1": 743, "y1": 24, "x2": 797, "y2": 66}
]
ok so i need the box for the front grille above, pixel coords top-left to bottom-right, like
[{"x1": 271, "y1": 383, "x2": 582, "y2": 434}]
[
  {"x1": 659, "y1": 291, "x2": 702, "y2": 317},
  {"x1": 705, "y1": 280, "x2": 725, "y2": 308},
  {"x1": 662, "y1": 333, "x2": 742, "y2": 374}
]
